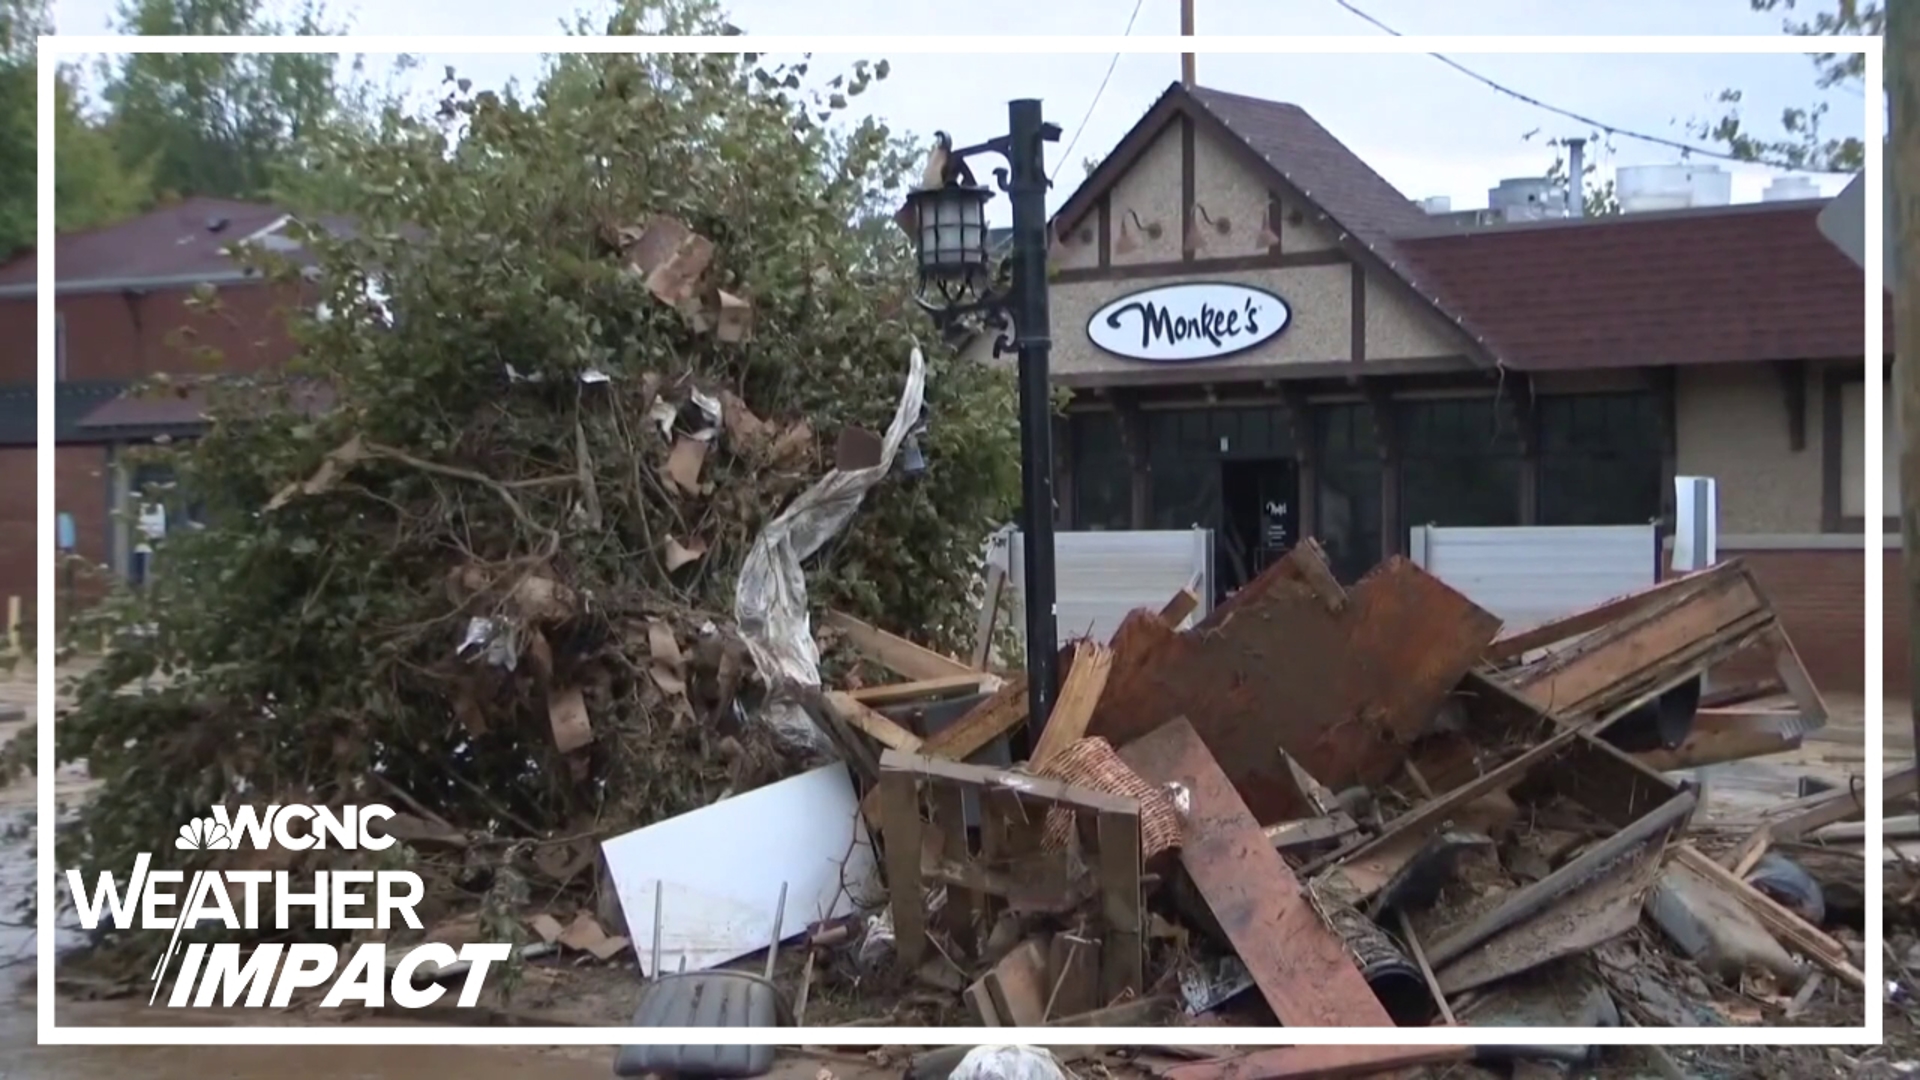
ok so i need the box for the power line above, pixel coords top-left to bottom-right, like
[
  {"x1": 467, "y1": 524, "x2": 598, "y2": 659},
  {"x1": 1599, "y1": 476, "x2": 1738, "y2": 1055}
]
[
  {"x1": 1325, "y1": 0, "x2": 1848, "y2": 173},
  {"x1": 1051, "y1": 0, "x2": 1148, "y2": 184}
]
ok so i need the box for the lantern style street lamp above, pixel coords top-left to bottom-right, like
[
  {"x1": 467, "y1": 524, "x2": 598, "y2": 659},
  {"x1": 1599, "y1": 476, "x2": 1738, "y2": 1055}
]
[{"x1": 902, "y1": 100, "x2": 1063, "y2": 739}]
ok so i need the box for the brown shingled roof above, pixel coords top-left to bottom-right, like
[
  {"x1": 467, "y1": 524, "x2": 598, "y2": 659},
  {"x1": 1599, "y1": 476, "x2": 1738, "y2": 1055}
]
[
  {"x1": 0, "y1": 196, "x2": 288, "y2": 288},
  {"x1": 1392, "y1": 200, "x2": 1885, "y2": 370},
  {"x1": 1186, "y1": 87, "x2": 1433, "y2": 245}
]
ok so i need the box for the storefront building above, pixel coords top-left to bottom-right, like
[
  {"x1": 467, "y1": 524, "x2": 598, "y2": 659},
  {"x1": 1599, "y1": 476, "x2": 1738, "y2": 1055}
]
[{"x1": 965, "y1": 82, "x2": 1892, "y2": 695}]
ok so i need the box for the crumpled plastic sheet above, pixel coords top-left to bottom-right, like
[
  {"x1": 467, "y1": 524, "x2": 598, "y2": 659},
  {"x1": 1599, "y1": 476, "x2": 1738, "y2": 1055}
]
[
  {"x1": 733, "y1": 346, "x2": 928, "y2": 753},
  {"x1": 951, "y1": 1046, "x2": 1067, "y2": 1080}
]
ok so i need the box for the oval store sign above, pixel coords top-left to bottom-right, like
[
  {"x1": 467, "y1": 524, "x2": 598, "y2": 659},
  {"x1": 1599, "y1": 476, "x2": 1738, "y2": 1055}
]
[{"x1": 1086, "y1": 282, "x2": 1291, "y2": 363}]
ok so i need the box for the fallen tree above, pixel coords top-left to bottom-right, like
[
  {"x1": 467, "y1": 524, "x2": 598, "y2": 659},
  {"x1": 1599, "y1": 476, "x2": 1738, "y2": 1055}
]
[{"x1": 53, "y1": 0, "x2": 1019, "y2": 973}]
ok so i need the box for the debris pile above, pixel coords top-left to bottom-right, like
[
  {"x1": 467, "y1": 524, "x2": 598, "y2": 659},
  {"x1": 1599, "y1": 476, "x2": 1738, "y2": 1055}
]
[
  {"x1": 45, "y1": 170, "x2": 1874, "y2": 1041},
  {"x1": 585, "y1": 541, "x2": 1871, "y2": 1038}
]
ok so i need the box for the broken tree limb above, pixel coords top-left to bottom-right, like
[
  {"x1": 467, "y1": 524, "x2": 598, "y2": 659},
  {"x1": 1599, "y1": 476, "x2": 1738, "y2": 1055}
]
[
  {"x1": 1119, "y1": 717, "x2": 1392, "y2": 1026},
  {"x1": 1427, "y1": 789, "x2": 1696, "y2": 969}
]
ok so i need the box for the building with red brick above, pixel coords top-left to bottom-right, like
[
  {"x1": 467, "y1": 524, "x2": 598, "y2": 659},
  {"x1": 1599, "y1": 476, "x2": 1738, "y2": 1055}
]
[
  {"x1": 0, "y1": 197, "x2": 310, "y2": 610},
  {"x1": 967, "y1": 82, "x2": 1891, "y2": 695}
]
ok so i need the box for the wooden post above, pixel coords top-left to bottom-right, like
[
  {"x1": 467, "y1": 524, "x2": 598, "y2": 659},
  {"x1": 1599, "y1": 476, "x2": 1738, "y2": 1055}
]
[
  {"x1": 1180, "y1": 0, "x2": 1196, "y2": 87},
  {"x1": 1893, "y1": 3, "x2": 1920, "y2": 788}
]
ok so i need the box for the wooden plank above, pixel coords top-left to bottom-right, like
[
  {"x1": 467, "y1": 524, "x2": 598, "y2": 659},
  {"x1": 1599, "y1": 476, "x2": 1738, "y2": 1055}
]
[
  {"x1": 1425, "y1": 789, "x2": 1695, "y2": 968},
  {"x1": 928, "y1": 783, "x2": 974, "y2": 950},
  {"x1": 1633, "y1": 712, "x2": 1804, "y2": 771},
  {"x1": 878, "y1": 769, "x2": 926, "y2": 969},
  {"x1": 823, "y1": 691, "x2": 923, "y2": 753},
  {"x1": 971, "y1": 565, "x2": 1007, "y2": 670},
  {"x1": 1485, "y1": 573, "x2": 1700, "y2": 663},
  {"x1": 979, "y1": 937, "x2": 1050, "y2": 1026},
  {"x1": 1118, "y1": 717, "x2": 1392, "y2": 1026},
  {"x1": 849, "y1": 674, "x2": 997, "y2": 706},
  {"x1": 1766, "y1": 621, "x2": 1829, "y2": 729},
  {"x1": 1157, "y1": 585, "x2": 1201, "y2": 627},
  {"x1": 1031, "y1": 641, "x2": 1114, "y2": 769},
  {"x1": 1700, "y1": 676, "x2": 1786, "y2": 709},
  {"x1": 879, "y1": 749, "x2": 1140, "y2": 816},
  {"x1": 1096, "y1": 808, "x2": 1144, "y2": 1002},
  {"x1": 825, "y1": 610, "x2": 977, "y2": 681},
  {"x1": 1262, "y1": 813, "x2": 1360, "y2": 856},
  {"x1": 1771, "y1": 767, "x2": 1916, "y2": 842},
  {"x1": 1671, "y1": 845, "x2": 1864, "y2": 988},
  {"x1": 920, "y1": 676, "x2": 1029, "y2": 759},
  {"x1": 1512, "y1": 572, "x2": 1765, "y2": 717},
  {"x1": 1044, "y1": 933, "x2": 1099, "y2": 1019},
  {"x1": 1154, "y1": 1045, "x2": 1473, "y2": 1080}
]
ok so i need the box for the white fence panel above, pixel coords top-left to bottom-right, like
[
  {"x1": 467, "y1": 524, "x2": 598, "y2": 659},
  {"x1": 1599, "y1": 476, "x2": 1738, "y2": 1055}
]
[{"x1": 1408, "y1": 524, "x2": 1659, "y2": 634}]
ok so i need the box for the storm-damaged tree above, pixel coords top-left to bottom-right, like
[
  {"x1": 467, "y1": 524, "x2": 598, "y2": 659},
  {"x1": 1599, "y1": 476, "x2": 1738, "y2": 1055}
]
[{"x1": 51, "y1": 0, "x2": 1020, "y2": 978}]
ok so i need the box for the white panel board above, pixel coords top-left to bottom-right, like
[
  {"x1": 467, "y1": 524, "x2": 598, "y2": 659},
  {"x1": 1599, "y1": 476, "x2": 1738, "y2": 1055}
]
[
  {"x1": 599, "y1": 762, "x2": 879, "y2": 976},
  {"x1": 996, "y1": 528, "x2": 1212, "y2": 649},
  {"x1": 1410, "y1": 524, "x2": 1658, "y2": 634}
]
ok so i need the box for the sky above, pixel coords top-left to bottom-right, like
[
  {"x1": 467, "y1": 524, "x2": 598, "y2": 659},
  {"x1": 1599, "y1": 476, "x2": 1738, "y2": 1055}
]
[{"x1": 50, "y1": 0, "x2": 1871, "y2": 225}]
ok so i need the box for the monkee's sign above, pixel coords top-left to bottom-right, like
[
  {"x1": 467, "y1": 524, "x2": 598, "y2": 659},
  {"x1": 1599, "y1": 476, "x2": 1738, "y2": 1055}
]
[{"x1": 1087, "y1": 282, "x2": 1291, "y2": 363}]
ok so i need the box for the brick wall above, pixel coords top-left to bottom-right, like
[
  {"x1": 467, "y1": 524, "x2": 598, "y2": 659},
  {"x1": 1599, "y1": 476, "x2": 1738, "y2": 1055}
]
[
  {"x1": 0, "y1": 446, "x2": 31, "y2": 605},
  {"x1": 0, "y1": 281, "x2": 306, "y2": 383},
  {"x1": 1704, "y1": 546, "x2": 1906, "y2": 697},
  {"x1": 0, "y1": 444, "x2": 112, "y2": 611}
]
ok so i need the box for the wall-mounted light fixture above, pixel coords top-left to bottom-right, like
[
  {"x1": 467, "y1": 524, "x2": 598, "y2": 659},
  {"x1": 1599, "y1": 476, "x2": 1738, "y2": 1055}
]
[
  {"x1": 1113, "y1": 208, "x2": 1163, "y2": 255},
  {"x1": 1185, "y1": 204, "x2": 1232, "y2": 254},
  {"x1": 1258, "y1": 205, "x2": 1281, "y2": 249}
]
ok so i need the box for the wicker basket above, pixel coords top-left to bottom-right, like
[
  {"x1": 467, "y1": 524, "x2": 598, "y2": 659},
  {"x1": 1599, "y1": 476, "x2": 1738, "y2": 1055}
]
[{"x1": 1033, "y1": 736, "x2": 1183, "y2": 860}]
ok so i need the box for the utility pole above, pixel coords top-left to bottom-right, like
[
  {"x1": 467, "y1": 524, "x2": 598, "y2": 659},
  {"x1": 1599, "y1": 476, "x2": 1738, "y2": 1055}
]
[
  {"x1": 1892, "y1": 4, "x2": 1919, "y2": 774},
  {"x1": 1181, "y1": 0, "x2": 1196, "y2": 87}
]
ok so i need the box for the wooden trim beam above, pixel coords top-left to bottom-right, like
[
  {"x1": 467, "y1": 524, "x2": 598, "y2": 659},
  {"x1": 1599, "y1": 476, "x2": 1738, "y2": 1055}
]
[
  {"x1": 1052, "y1": 248, "x2": 1346, "y2": 284},
  {"x1": 1774, "y1": 359, "x2": 1808, "y2": 452}
]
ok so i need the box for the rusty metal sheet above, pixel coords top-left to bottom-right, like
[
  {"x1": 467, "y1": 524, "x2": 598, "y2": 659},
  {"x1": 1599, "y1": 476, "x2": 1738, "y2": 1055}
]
[
  {"x1": 1093, "y1": 545, "x2": 1501, "y2": 824},
  {"x1": 1118, "y1": 718, "x2": 1392, "y2": 1028}
]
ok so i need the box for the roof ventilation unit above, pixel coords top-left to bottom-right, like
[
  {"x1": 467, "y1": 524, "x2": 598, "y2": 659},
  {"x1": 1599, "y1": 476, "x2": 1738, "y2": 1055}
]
[
  {"x1": 1763, "y1": 176, "x2": 1822, "y2": 202},
  {"x1": 1488, "y1": 177, "x2": 1557, "y2": 222}
]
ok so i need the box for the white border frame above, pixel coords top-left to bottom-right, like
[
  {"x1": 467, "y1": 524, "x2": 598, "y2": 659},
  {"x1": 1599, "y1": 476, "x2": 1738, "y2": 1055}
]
[{"x1": 34, "y1": 32, "x2": 1883, "y2": 1048}]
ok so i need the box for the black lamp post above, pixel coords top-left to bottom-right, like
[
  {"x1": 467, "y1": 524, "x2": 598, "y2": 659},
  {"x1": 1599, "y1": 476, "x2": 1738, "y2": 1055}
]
[{"x1": 901, "y1": 100, "x2": 1062, "y2": 740}]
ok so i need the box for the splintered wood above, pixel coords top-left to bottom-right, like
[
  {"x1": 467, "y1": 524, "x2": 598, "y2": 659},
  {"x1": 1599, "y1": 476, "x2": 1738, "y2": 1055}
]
[
  {"x1": 1119, "y1": 717, "x2": 1392, "y2": 1026},
  {"x1": 1091, "y1": 542, "x2": 1500, "y2": 823}
]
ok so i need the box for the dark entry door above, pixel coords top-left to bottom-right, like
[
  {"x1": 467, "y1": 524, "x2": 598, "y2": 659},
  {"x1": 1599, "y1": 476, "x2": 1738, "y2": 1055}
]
[{"x1": 1217, "y1": 458, "x2": 1299, "y2": 602}]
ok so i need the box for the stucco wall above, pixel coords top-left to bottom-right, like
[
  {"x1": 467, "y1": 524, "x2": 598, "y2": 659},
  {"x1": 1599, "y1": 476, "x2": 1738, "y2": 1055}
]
[
  {"x1": 1364, "y1": 275, "x2": 1468, "y2": 361},
  {"x1": 1674, "y1": 363, "x2": 1825, "y2": 534},
  {"x1": 1190, "y1": 125, "x2": 1275, "y2": 258},
  {"x1": 1109, "y1": 125, "x2": 1183, "y2": 265}
]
